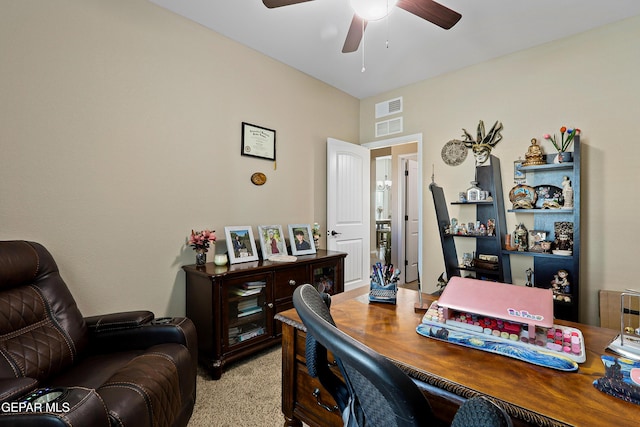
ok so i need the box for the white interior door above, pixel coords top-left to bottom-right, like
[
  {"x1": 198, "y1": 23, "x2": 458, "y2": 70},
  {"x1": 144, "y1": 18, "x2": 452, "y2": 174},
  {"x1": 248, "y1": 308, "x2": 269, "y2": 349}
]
[
  {"x1": 327, "y1": 138, "x2": 370, "y2": 291},
  {"x1": 404, "y1": 158, "x2": 419, "y2": 283}
]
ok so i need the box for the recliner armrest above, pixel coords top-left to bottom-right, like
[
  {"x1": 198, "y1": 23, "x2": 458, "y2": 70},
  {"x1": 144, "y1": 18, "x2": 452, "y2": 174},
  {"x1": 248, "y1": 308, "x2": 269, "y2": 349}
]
[
  {"x1": 0, "y1": 387, "x2": 111, "y2": 427},
  {"x1": 85, "y1": 310, "x2": 154, "y2": 333},
  {"x1": 86, "y1": 313, "x2": 198, "y2": 364},
  {"x1": 0, "y1": 378, "x2": 38, "y2": 403}
]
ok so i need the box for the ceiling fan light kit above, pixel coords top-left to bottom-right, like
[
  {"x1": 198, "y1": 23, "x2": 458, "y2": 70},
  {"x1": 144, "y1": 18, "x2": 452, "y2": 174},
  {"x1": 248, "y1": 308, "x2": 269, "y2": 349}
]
[
  {"x1": 262, "y1": 0, "x2": 461, "y2": 54},
  {"x1": 349, "y1": 0, "x2": 398, "y2": 21}
]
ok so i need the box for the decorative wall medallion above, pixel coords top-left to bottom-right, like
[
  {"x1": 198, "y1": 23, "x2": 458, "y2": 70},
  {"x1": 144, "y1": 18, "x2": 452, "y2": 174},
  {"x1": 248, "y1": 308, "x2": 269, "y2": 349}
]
[
  {"x1": 250, "y1": 172, "x2": 267, "y2": 186},
  {"x1": 441, "y1": 140, "x2": 468, "y2": 166}
]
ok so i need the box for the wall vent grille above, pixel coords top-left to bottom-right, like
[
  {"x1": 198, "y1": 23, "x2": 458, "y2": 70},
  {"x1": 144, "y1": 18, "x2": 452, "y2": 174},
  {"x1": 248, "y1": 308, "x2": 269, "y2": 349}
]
[
  {"x1": 375, "y1": 97, "x2": 403, "y2": 118},
  {"x1": 375, "y1": 117, "x2": 403, "y2": 137}
]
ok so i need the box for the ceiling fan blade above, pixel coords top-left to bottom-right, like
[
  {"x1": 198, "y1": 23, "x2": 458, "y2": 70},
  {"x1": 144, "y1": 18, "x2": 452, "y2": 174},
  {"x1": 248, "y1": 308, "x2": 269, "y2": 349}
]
[
  {"x1": 342, "y1": 14, "x2": 367, "y2": 53},
  {"x1": 397, "y1": 0, "x2": 462, "y2": 29},
  {"x1": 262, "y1": 0, "x2": 313, "y2": 8}
]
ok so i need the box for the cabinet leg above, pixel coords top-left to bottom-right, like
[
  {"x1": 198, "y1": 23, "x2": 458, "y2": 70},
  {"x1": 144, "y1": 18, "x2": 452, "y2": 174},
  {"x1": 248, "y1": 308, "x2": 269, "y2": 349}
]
[
  {"x1": 204, "y1": 360, "x2": 223, "y2": 380},
  {"x1": 283, "y1": 416, "x2": 302, "y2": 427},
  {"x1": 209, "y1": 365, "x2": 223, "y2": 380}
]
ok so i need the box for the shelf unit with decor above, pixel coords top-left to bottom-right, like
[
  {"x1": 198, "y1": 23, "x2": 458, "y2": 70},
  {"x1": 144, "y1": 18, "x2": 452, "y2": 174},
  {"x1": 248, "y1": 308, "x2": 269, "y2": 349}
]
[
  {"x1": 431, "y1": 155, "x2": 512, "y2": 284},
  {"x1": 503, "y1": 136, "x2": 581, "y2": 322}
]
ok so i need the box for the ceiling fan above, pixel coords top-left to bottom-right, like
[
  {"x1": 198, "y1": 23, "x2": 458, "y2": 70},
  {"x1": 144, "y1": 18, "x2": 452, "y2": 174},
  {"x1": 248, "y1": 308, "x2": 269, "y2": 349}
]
[{"x1": 262, "y1": 0, "x2": 462, "y2": 53}]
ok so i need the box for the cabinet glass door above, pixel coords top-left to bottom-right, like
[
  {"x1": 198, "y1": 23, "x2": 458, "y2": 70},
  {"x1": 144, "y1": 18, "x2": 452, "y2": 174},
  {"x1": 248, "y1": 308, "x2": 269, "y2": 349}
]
[
  {"x1": 223, "y1": 273, "x2": 272, "y2": 349},
  {"x1": 311, "y1": 262, "x2": 340, "y2": 295}
]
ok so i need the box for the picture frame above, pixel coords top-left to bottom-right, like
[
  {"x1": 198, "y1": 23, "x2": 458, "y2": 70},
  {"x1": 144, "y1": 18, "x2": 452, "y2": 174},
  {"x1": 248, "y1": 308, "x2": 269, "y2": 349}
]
[
  {"x1": 514, "y1": 160, "x2": 526, "y2": 183},
  {"x1": 528, "y1": 230, "x2": 547, "y2": 252},
  {"x1": 241, "y1": 122, "x2": 276, "y2": 161},
  {"x1": 224, "y1": 226, "x2": 259, "y2": 264},
  {"x1": 288, "y1": 224, "x2": 316, "y2": 256},
  {"x1": 257, "y1": 225, "x2": 288, "y2": 259}
]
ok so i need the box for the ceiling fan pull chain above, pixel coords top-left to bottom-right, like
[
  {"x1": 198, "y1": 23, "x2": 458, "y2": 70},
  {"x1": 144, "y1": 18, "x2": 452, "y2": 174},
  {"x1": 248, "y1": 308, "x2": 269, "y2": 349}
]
[
  {"x1": 361, "y1": 20, "x2": 365, "y2": 72},
  {"x1": 386, "y1": 0, "x2": 390, "y2": 48},
  {"x1": 386, "y1": 16, "x2": 390, "y2": 48}
]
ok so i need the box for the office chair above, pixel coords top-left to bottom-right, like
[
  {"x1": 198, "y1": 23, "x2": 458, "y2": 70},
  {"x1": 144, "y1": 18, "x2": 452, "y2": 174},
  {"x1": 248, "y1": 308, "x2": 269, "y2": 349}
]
[{"x1": 293, "y1": 284, "x2": 513, "y2": 427}]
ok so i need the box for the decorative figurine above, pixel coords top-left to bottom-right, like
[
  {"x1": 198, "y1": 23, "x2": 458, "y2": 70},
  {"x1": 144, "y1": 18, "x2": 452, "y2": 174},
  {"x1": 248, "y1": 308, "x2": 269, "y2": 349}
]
[
  {"x1": 525, "y1": 268, "x2": 534, "y2": 287},
  {"x1": 522, "y1": 138, "x2": 546, "y2": 166},
  {"x1": 466, "y1": 181, "x2": 482, "y2": 202},
  {"x1": 551, "y1": 269, "x2": 571, "y2": 302},
  {"x1": 462, "y1": 253, "x2": 474, "y2": 268},
  {"x1": 562, "y1": 176, "x2": 574, "y2": 209},
  {"x1": 487, "y1": 219, "x2": 495, "y2": 236},
  {"x1": 450, "y1": 218, "x2": 458, "y2": 235},
  {"x1": 514, "y1": 223, "x2": 528, "y2": 252}
]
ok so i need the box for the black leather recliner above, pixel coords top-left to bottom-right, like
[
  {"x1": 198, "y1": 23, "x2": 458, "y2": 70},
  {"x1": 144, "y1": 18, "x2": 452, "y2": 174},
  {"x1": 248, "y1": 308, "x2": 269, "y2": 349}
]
[{"x1": 0, "y1": 240, "x2": 197, "y2": 426}]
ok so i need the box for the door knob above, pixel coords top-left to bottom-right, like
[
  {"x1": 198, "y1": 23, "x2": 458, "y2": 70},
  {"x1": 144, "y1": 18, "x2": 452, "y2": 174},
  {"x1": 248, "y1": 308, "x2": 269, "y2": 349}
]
[{"x1": 330, "y1": 230, "x2": 341, "y2": 236}]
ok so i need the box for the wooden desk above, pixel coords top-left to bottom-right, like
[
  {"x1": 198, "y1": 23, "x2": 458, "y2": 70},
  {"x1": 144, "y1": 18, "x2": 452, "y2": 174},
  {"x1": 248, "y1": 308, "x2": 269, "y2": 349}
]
[{"x1": 276, "y1": 287, "x2": 636, "y2": 427}]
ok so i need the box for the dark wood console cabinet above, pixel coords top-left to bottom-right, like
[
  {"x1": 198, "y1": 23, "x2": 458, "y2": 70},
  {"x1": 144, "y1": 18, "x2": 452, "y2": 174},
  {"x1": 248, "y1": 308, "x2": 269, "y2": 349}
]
[{"x1": 182, "y1": 250, "x2": 346, "y2": 379}]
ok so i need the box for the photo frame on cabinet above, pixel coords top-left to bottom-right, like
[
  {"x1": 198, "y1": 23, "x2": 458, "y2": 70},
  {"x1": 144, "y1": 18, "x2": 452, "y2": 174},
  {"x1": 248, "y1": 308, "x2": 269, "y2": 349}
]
[
  {"x1": 257, "y1": 225, "x2": 288, "y2": 259},
  {"x1": 288, "y1": 224, "x2": 316, "y2": 256},
  {"x1": 225, "y1": 226, "x2": 259, "y2": 264}
]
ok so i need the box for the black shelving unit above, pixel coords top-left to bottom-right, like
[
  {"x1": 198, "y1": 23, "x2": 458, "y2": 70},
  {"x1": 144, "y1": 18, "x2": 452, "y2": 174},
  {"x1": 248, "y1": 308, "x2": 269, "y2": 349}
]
[
  {"x1": 503, "y1": 137, "x2": 581, "y2": 322},
  {"x1": 430, "y1": 156, "x2": 511, "y2": 283}
]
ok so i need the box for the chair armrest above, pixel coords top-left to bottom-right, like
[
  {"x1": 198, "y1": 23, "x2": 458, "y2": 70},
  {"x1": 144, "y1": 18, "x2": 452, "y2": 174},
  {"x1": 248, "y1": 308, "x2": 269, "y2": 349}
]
[
  {"x1": 0, "y1": 378, "x2": 38, "y2": 403},
  {"x1": 85, "y1": 310, "x2": 154, "y2": 333},
  {"x1": 86, "y1": 313, "x2": 197, "y2": 361}
]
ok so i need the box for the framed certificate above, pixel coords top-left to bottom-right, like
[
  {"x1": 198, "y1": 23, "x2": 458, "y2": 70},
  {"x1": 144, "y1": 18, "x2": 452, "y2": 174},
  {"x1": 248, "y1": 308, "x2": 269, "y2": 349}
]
[{"x1": 241, "y1": 122, "x2": 276, "y2": 161}]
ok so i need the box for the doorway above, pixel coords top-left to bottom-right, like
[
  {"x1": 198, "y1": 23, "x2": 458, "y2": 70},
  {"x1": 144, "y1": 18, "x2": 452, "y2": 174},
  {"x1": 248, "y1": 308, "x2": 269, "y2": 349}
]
[{"x1": 364, "y1": 134, "x2": 422, "y2": 286}]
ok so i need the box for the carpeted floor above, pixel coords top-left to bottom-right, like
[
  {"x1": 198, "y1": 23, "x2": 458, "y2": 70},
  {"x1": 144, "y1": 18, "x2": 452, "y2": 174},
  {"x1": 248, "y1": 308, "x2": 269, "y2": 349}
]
[
  {"x1": 188, "y1": 346, "x2": 284, "y2": 426},
  {"x1": 188, "y1": 282, "x2": 420, "y2": 426}
]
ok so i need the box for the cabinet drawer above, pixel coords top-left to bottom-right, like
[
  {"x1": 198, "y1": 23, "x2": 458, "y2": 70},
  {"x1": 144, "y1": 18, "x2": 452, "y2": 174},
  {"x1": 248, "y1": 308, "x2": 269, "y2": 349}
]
[
  {"x1": 274, "y1": 266, "x2": 308, "y2": 301},
  {"x1": 295, "y1": 362, "x2": 343, "y2": 427}
]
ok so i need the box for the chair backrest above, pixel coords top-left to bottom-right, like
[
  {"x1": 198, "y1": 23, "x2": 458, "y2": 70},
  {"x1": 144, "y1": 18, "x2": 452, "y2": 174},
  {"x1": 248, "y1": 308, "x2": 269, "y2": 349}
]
[
  {"x1": 0, "y1": 241, "x2": 87, "y2": 380},
  {"x1": 293, "y1": 284, "x2": 514, "y2": 427},
  {"x1": 293, "y1": 284, "x2": 435, "y2": 426}
]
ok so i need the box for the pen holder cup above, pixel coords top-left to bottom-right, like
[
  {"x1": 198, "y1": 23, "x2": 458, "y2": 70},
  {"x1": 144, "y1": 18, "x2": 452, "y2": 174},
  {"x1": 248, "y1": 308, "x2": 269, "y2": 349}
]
[{"x1": 369, "y1": 280, "x2": 397, "y2": 304}]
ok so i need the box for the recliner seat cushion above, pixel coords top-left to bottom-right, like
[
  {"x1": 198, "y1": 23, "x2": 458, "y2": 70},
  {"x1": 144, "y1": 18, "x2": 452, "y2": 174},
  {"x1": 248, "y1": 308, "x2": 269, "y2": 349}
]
[
  {"x1": 45, "y1": 343, "x2": 195, "y2": 427},
  {"x1": 98, "y1": 350, "x2": 183, "y2": 427}
]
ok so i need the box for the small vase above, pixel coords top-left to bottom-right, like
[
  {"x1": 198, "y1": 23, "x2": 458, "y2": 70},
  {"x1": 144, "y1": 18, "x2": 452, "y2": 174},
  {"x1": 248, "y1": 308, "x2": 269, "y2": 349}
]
[
  {"x1": 553, "y1": 152, "x2": 572, "y2": 164},
  {"x1": 195, "y1": 248, "x2": 207, "y2": 267}
]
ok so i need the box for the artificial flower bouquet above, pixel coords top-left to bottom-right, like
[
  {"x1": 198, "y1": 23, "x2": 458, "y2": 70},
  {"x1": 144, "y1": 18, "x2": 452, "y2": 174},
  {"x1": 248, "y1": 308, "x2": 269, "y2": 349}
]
[
  {"x1": 187, "y1": 229, "x2": 216, "y2": 252},
  {"x1": 543, "y1": 126, "x2": 581, "y2": 153}
]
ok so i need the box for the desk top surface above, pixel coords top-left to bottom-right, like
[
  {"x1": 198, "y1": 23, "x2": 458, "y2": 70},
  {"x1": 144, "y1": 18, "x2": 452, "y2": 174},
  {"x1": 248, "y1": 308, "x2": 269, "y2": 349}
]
[{"x1": 277, "y1": 287, "x2": 637, "y2": 427}]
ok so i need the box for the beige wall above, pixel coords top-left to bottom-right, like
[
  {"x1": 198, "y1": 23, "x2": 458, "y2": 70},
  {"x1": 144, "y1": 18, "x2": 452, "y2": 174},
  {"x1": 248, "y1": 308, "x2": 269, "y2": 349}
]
[
  {"x1": 0, "y1": 0, "x2": 359, "y2": 316},
  {"x1": 360, "y1": 15, "x2": 640, "y2": 325},
  {"x1": 2, "y1": 1, "x2": 637, "y2": 326}
]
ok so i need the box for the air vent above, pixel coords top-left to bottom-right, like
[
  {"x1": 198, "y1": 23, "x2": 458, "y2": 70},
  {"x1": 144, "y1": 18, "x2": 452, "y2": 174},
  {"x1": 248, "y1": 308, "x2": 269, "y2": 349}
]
[
  {"x1": 375, "y1": 117, "x2": 403, "y2": 138},
  {"x1": 375, "y1": 97, "x2": 403, "y2": 118}
]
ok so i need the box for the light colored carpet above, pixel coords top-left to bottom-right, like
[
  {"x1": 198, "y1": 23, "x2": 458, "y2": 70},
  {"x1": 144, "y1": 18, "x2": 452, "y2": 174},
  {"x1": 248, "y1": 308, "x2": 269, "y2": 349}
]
[
  {"x1": 399, "y1": 280, "x2": 419, "y2": 291},
  {"x1": 188, "y1": 346, "x2": 285, "y2": 427}
]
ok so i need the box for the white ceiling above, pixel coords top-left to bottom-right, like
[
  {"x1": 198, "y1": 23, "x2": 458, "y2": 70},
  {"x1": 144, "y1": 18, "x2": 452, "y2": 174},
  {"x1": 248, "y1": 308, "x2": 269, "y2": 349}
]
[{"x1": 149, "y1": 0, "x2": 640, "y2": 99}]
